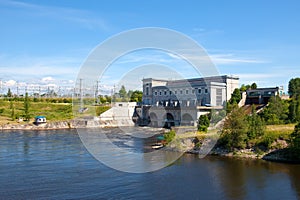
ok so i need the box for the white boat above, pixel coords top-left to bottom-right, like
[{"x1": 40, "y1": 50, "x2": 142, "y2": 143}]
[{"x1": 151, "y1": 143, "x2": 164, "y2": 149}]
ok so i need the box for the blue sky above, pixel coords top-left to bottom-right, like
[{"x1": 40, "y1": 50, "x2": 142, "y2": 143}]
[{"x1": 0, "y1": 0, "x2": 300, "y2": 94}]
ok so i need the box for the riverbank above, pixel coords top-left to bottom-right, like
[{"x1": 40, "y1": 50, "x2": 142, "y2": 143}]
[
  {"x1": 1, "y1": 122, "x2": 298, "y2": 164},
  {"x1": 0, "y1": 119, "x2": 125, "y2": 130},
  {"x1": 162, "y1": 130, "x2": 300, "y2": 164}
]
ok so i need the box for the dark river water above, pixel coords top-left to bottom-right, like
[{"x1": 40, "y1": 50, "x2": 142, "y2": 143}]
[{"x1": 0, "y1": 128, "x2": 300, "y2": 199}]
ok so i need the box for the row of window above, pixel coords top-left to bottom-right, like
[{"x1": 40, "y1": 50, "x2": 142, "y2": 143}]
[{"x1": 153, "y1": 88, "x2": 208, "y2": 96}]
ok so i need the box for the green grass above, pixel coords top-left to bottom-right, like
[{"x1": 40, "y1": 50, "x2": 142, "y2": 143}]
[
  {"x1": 249, "y1": 124, "x2": 295, "y2": 150},
  {"x1": 0, "y1": 99, "x2": 111, "y2": 124}
]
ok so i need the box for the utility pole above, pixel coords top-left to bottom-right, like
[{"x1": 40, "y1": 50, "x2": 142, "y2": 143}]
[
  {"x1": 111, "y1": 84, "x2": 115, "y2": 107},
  {"x1": 58, "y1": 86, "x2": 61, "y2": 97},
  {"x1": 95, "y1": 81, "x2": 99, "y2": 104},
  {"x1": 16, "y1": 82, "x2": 19, "y2": 97},
  {"x1": 79, "y1": 78, "x2": 83, "y2": 109}
]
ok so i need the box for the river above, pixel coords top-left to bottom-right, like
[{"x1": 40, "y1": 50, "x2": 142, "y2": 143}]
[{"x1": 0, "y1": 129, "x2": 299, "y2": 199}]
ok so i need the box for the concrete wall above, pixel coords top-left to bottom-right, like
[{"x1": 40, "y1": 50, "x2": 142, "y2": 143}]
[
  {"x1": 99, "y1": 102, "x2": 137, "y2": 126},
  {"x1": 225, "y1": 76, "x2": 239, "y2": 101}
]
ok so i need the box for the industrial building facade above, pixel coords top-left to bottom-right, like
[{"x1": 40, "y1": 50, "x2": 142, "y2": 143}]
[{"x1": 136, "y1": 75, "x2": 239, "y2": 127}]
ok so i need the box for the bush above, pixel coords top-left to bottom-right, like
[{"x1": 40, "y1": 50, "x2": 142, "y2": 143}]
[
  {"x1": 198, "y1": 115, "x2": 210, "y2": 132},
  {"x1": 260, "y1": 134, "x2": 277, "y2": 149},
  {"x1": 220, "y1": 106, "x2": 248, "y2": 150},
  {"x1": 291, "y1": 123, "x2": 300, "y2": 152},
  {"x1": 198, "y1": 125, "x2": 208, "y2": 132},
  {"x1": 164, "y1": 130, "x2": 176, "y2": 144}
]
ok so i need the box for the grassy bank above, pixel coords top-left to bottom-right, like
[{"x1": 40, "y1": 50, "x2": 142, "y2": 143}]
[
  {"x1": 0, "y1": 99, "x2": 110, "y2": 124},
  {"x1": 165, "y1": 124, "x2": 296, "y2": 160}
]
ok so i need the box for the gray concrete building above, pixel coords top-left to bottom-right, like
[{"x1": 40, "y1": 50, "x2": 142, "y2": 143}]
[
  {"x1": 136, "y1": 75, "x2": 239, "y2": 127},
  {"x1": 245, "y1": 87, "x2": 280, "y2": 105}
]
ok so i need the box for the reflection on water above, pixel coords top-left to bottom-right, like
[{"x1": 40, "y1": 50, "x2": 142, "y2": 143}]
[{"x1": 0, "y1": 129, "x2": 299, "y2": 199}]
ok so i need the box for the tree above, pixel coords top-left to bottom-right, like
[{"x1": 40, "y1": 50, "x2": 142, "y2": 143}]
[
  {"x1": 221, "y1": 106, "x2": 248, "y2": 149},
  {"x1": 119, "y1": 85, "x2": 128, "y2": 101},
  {"x1": 289, "y1": 98, "x2": 300, "y2": 123},
  {"x1": 260, "y1": 96, "x2": 289, "y2": 124},
  {"x1": 99, "y1": 96, "x2": 107, "y2": 104},
  {"x1": 240, "y1": 84, "x2": 247, "y2": 92},
  {"x1": 250, "y1": 82, "x2": 257, "y2": 89},
  {"x1": 105, "y1": 95, "x2": 112, "y2": 103},
  {"x1": 130, "y1": 90, "x2": 143, "y2": 102},
  {"x1": 290, "y1": 123, "x2": 300, "y2": 159},
  {"x1": 288, "y1": 78, "x2": 300, "y2": 123},
  {"x1": 247, "y1": 105, "x2": 265, "y2": 139},
  {"x1": 229, "y1": 88, "x2": 241, "y2": 104},
  {"x1": 7, "y1": 88, "x2": 12, "y2": 97},
  {"x1": 198, "y1": 115, "x2": 210, "y2": 132},
  {"x1": 24, "y1": 92, "x2": 30, "y2": 121},
  {"x1": 288, "y1": 78, "x2": 300, "y2": 99},
  {"x1": 240, "y1": 84, "x2": 251, "y2": 92}
]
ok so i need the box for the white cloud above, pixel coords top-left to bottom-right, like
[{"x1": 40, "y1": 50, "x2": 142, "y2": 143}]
[
  {"x1": 0, "y1": 54, "x2": 81, "y2": 81},
  {"x1": 5, "y1": 79, "x2": 16, "y2": 86},
  {"x1": 42, "y1": 76, "x2": 55, "y2": 82},
  {"x1": 210, "y1": 54, "x2": 267, "y2": 65}
]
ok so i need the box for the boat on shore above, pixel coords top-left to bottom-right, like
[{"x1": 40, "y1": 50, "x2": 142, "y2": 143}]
[{"x1": 151, "y1": 143, "x2": 164, "y2": 149}]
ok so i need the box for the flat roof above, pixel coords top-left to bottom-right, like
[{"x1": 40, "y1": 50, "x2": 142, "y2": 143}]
[
  {"x1": 143, "y1": 75, "x2": 239, "y2": 83},
  {"x1": 246, "y1": 87, "x2": 279, "y2": 92}
]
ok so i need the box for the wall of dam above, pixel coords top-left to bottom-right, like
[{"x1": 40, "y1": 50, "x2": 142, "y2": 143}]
[{"x1": 99, "y1": 102, "x2": 137, "y2": 127}]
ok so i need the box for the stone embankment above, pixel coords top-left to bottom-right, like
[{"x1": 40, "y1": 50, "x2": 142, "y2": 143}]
[{"x1": 0, "y1": 118, "x2": 133, "y2": 130}]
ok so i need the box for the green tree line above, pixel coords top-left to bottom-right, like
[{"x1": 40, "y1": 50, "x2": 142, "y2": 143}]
[
  {"x1": 220, "y1": 77, "x2": 300, "y2": 155},
  {"x1": 114, "y1": 85, "x2": 143, "y2": 102}
]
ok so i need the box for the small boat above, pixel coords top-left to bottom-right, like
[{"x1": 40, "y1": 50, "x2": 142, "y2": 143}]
[{"x1": 151, "y1": 143, "x2": 164, "y2": 149}]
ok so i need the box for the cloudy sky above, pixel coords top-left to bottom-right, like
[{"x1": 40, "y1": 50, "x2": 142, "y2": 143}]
[{"x1": 1, "y1": 0, "x2": 300, "y2": 94}]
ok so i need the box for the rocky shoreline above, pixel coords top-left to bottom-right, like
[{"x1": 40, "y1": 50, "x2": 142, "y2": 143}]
[
  {"x1": 164, "y1": 136, "x2": 300, "y2": 164},
  {"x1": 0, "y1": 119, "x2": 125, "y2": 130}
]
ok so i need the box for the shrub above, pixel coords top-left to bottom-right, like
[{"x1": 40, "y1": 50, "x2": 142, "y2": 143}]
[
  {"x1": 221, "y1": 106, "x2": 248, "y2": 150},
  {"x1": 164, "y1": 130, "x2": 176, "y2": 144},
  {"x1": 291, "y1": 123, "x2": 300, "y2": 152},
  {"x1": 198, "y1": 115, "x2": 210, "y2": 132}
]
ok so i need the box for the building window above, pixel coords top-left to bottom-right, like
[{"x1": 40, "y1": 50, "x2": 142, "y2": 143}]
[
  {"x1": 159, "y1": 91, "x2": 162, "y2": 96},
  {"x1": 154, "y1": 91, "x2": 157, "y2": 96},
  {"x1": 205, "y1": 89, "x2": 208, "y2": 94},
  {"x1": 192, "y1": 89, "x2": 195, "y2": 94},
  {"x1": 216, "y1": 88, "x2": 222, "y2": 106},
  {"x1": 146, "y1": 87, "x2": 149, "y2": 95},
  {"x1": 175, "y1": 90, "x2": 177, "y2": 95},
  {"x1": 169, "y1": 91, "x2": 172, "y2": 95},
  {"x1": 198, "y1": 88, "x2": 201, "y2": 94},
  {"x1": 180, "y1": 90, "x2": 183, "y2": 95},
  {"x1": 164, "y1": 91, "x2": 167, "y2": 95},
  {"x1": 186, "y1": 90, "x2": 189, "y2": 94}
]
